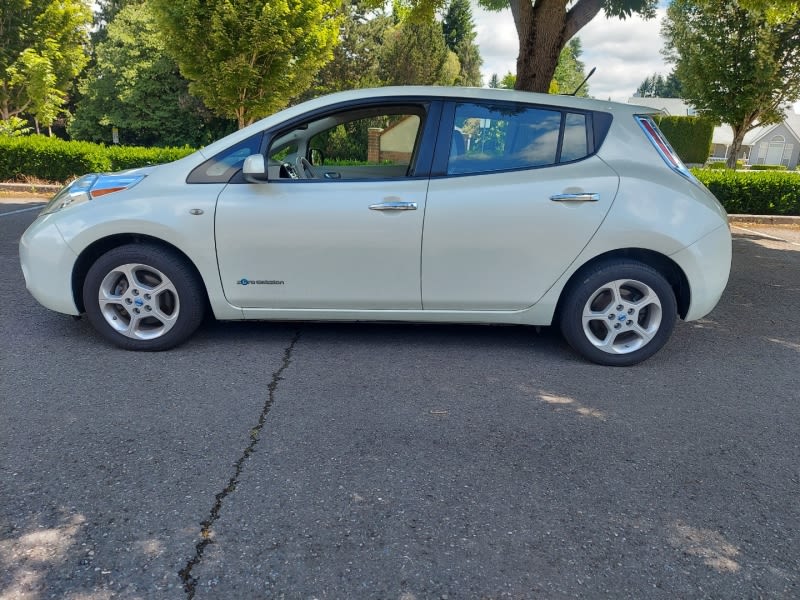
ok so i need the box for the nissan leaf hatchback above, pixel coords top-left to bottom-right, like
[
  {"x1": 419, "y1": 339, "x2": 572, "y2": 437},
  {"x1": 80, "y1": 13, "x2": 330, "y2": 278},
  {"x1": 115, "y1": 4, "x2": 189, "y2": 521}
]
[{"x1": 19, "y1": 87, "x2": 732, "y2": 365}]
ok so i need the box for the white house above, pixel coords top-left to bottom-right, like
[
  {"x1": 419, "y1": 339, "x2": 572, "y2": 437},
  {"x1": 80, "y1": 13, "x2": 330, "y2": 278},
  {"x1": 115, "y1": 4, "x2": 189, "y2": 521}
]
[{"x1": 627, "y1": 97, "x2": 800, "y2": 169}]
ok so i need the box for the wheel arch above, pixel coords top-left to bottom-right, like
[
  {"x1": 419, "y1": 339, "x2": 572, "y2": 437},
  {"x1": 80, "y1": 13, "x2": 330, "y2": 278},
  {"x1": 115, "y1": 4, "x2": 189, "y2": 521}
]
[
  {"x1": 71, "y1": 234, "x2": 209, "y2": 314},
  {"x1": 555, "y1": 248, "x2": 691, "y2": 321}
]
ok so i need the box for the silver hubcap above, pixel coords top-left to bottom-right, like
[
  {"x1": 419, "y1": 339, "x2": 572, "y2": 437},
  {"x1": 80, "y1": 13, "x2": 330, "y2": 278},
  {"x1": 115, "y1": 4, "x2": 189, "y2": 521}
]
[
  {"x1": 98, "y1": 263, "x2": 179, "y2": 340},
  {"x1": 582, "y1": 279, "x2": 662, "y2": 355}
]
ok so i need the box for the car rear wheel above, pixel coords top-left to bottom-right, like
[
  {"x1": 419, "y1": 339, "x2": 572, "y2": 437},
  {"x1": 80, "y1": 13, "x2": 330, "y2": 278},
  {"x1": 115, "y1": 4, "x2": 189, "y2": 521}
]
[
  {"x1": 83, "y1": 244, "x2": 205, "y2": 351},
  {"x1": 559, "y1": 260, "x2": 678, "y2": 366}
]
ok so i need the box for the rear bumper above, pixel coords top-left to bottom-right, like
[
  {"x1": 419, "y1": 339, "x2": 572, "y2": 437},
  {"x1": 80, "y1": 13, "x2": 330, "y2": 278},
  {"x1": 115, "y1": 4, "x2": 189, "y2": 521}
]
[{"x1": 671, "y1": 223, "x2": 732, "y2": 321}]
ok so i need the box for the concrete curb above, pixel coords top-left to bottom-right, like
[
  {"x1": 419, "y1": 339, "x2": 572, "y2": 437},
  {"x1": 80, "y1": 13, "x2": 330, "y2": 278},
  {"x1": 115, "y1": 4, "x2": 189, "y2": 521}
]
[
  {"x1": 0, "y1": 182, "x2": 61, "y2": 194},
  {"x1": 727, "y1": 214, "x2": 800, "y2": 225}
]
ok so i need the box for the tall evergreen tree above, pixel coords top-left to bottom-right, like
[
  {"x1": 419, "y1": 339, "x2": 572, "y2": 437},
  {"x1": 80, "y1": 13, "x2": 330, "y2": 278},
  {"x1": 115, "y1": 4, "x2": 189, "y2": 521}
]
[{"x1": 442, "y1": 0, "x2": 483, "y2": 86}]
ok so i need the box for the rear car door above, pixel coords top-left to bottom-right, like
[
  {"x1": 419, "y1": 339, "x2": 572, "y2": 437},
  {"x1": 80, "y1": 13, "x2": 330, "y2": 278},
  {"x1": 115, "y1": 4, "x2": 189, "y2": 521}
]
[{"x1": 422, "y1": 101, "x2": 620, "y2": 310}]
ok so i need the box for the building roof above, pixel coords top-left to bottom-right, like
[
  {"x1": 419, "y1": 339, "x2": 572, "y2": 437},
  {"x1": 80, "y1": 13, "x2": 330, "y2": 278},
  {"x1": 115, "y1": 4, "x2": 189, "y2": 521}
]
[{"x1": 626, "y1": 97, "x2": 695, "y2": 116}]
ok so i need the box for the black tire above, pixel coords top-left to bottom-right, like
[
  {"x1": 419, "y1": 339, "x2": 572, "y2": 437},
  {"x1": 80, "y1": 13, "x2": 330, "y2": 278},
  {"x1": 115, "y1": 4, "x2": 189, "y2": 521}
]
[
  {"x1": 82, "y1": 244, "x2": 205, "y2": 351},
  {"x1": 559, "y1": 260, "x2": 678, "y2": 366}
]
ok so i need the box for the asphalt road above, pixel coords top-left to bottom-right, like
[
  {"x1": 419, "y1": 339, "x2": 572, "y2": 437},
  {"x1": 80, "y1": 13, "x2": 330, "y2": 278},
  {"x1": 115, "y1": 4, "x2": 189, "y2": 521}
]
[{"x1": 1, "y1": 200, "x2": 798, "y2": 599}]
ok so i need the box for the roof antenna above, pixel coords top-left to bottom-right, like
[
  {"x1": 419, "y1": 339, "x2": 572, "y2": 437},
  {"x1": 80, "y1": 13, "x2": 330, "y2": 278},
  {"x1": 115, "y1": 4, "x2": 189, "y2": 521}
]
[{"x1": 570, "y1": 67, "x2": 596, "y2": 96}]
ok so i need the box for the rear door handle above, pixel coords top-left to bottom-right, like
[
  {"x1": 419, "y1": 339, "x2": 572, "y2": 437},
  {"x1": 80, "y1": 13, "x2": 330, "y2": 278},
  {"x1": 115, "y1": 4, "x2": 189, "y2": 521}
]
[
  {"x1": 550, "y1": 193, "x2": 600, "y2": 202},
  {"x1": 369, "y1": 201, "x2": 418, "y2": 211}
]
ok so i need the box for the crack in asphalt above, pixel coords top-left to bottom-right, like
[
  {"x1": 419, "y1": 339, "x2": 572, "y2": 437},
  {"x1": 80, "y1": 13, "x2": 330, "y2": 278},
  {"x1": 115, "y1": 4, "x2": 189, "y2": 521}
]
[{"x1": 179, "y1": 330, "x2": 301, "y2": 599}]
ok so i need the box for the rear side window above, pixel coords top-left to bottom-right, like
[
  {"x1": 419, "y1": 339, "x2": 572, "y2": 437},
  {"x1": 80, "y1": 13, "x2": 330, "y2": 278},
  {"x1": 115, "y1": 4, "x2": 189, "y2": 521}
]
[{"x1": 447, "y1": 103, "x2": 592, "y2": 175}]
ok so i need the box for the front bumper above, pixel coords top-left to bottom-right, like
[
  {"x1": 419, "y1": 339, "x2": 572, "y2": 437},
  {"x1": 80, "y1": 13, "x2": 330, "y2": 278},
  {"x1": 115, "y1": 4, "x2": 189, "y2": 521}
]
[
  {"x1": 19, "y1": 214, "x2": 80, "y2": 315},
  {"x1": 671, "y1": 223, "x2": 732, "y2": 321}
]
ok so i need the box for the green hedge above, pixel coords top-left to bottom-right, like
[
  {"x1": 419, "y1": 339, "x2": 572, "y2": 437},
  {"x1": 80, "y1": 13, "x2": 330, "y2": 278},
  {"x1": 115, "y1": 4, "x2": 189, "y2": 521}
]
[
  {"x1": 653, "y1": 115, "x2": 715, "y2": 165},
  {"x1": 0, "y1": 135, "x2": 195, "y2": 182},
  {"x1": 748, "y1": 164, "x2": 788, "y2": 171},
  {"x1": 692, "y1": 168, "x2": 800, "y2": 215}
]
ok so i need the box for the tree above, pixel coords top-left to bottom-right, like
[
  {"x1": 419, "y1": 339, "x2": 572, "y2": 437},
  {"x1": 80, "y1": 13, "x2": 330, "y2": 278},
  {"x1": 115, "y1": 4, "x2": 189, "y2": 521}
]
[
  {"x1": 663, "y1": 0, "x2": 800, "y2": 168},
  {"x1": 738, "y1": 0, "x2": 799, "y2": 19},
  {"x1": 500, "y1": 71, "x2": 517, "y2": 89},
  {"x1": 635, "y1": 71, "x2": 682, "y2": 98},
  {"x1": 150, "y1": 0, "x2": 340, "y2": 128},
  {"x1": 300, "y1": 1, "x2": 393, "y2": 101},
  {"x1": 386, "y1": 0, "x2": 657, "y2": 93},
  {"x1": 70, "y1": 2, "x2": 234, "y2": 146},
  {"x1": 552, "y1": 37, "x2": 589, "y2": 96},
  {"x1": 0, "y1": 0, "x2": 92, "y2": 127},
  {"x1": 442, "y1": 0, "x2": 483, "y2": 86},
  {"x1": 378, "y1": 20, "x2": 459, "y2": 85},
  {"x1": 488, "y1": 73, "x2": 501, "y2": 88}
]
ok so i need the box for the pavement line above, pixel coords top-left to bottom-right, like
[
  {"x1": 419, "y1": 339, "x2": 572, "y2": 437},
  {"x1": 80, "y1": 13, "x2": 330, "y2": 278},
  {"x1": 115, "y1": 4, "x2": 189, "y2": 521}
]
[
  {"x1": 731, "y1": 224, "x2": 800, "y2": 247},
  {"x1": 0, "y1": 204, "x2": 45, "y2": 217}
]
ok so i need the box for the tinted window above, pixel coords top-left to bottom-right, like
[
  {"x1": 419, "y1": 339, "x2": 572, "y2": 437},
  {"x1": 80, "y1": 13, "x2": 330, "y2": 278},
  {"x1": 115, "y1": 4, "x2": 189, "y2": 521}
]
[
  {"x1": 448, "y1": 103, "x2": 561, "y2": 175},
  {"x1": 561, "y1": 113, "x2": 588, "y2": 163}
]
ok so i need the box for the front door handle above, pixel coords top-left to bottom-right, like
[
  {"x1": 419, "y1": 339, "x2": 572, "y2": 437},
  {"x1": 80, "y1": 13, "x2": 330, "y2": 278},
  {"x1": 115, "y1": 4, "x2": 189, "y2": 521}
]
[
  {"x1": 369, "y1": 201, "x2": 418, "y2": 211},
  {"x1": 550, "y1": 193, "x2": 600, "y2": 202}
]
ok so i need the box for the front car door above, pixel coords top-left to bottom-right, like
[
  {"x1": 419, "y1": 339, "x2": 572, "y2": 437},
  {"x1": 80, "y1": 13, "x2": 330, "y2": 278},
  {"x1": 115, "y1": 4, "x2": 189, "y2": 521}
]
[
  {"x1": 214, "y1": 100, "x2": 439, "y2": 310},
  {"x1": 422, "y1": 100, "x2": 620, "y2": 310}
]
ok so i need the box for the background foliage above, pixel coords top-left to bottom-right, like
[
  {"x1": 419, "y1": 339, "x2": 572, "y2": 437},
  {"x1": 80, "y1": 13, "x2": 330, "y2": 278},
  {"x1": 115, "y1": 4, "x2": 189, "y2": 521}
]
[
  {"x1": 0, "y1": 135, "x2": 193, "y2": 181},
  {"x1": 653, "y1": 115, "x2": 715, "y2": 164},
  {"x1": 692, "y1": 169, "x2": 800, "y2": 215}
]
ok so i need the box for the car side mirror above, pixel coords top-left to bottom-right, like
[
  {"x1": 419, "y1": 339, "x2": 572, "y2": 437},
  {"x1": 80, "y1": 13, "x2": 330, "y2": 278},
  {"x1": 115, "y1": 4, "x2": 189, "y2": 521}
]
[{"x1": 242, "y1": 154, "x2": 268, "y2": 182}]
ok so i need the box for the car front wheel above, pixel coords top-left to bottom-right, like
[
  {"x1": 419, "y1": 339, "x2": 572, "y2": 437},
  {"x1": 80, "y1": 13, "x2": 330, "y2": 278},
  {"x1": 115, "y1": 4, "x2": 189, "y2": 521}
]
[
  {"x1": 82, "y1": 244, "x2": 205, "y2": 351},
  {"x1": 559, "y1": 260, "x2": 678, "y2": 366}
]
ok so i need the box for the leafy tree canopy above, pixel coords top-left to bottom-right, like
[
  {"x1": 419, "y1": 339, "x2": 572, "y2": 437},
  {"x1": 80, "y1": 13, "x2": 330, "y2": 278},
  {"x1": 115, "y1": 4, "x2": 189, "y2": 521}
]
[
  {"x1": 635, "y1": 71, "x2": 682, "y2": 98},
  {"x1": 70, "y1": 2, "x2": 234, "y2": 146},
  {"x1": 370, "y1": 0, "x2": 657, "y2": 92},
  {"x1": 0, "y1": 0, "x2": 92, "y2": 126},
  {"x1": 300, "y1": 1, "x2": 393, "y2": 101},
  {"x1": 663, "y1": 0, "x2": 800, "y2": 168},
  {"x1": 151, "y1": 0, "x2": 341, "y2": 128},
  {"x1": 378, "y1": 19, "x2": 460, "y2": 85}
]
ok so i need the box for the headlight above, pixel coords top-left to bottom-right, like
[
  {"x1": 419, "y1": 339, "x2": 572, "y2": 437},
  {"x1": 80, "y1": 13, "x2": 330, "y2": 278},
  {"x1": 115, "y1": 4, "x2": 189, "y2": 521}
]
[
  {"x1": 40, "y1": 175, "x2": 97, "y2": 216},
  {"x1": 40, "y1": 173, "x2": 146, "y2": 216}
]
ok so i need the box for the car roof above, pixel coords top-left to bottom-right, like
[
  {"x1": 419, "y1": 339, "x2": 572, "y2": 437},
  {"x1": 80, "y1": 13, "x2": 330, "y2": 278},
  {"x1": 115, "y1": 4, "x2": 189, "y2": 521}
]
[{"x1": 197, "y1": 86, "x2": 652, "y2": 160}]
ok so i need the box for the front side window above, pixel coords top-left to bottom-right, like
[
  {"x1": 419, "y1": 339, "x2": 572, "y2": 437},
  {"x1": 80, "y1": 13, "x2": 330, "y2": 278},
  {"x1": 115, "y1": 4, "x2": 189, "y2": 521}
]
[{"x1": 268, "y1": 105, "x2": 425, "y2": 180}]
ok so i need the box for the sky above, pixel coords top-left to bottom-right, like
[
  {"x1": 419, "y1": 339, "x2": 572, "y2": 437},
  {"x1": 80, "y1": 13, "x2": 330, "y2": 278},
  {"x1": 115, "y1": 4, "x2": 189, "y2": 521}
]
[{"x1": 472, "y1": 4, "x2": 672, "y2": 102}]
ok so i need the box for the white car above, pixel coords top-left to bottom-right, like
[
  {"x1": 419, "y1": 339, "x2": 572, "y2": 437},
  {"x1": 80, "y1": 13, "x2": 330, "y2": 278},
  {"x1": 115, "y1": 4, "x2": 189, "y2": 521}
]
[{"x1": 19, "y1": 87, "x2": 731, "y2": 366}]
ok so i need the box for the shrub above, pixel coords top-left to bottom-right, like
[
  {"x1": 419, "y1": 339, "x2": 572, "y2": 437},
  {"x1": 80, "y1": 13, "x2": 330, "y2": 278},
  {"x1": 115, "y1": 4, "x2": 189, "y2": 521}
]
[
  {"x1": 105, "y1": 145, "x2": 195, "y2": 171},
  {"x1": 692, "y1": 168, "x2": 800, "y2": 215},
  {"x1": 704, "y1": 160, "x2": 745, "y2": 170},
  {"x1": 749, "y1": 164, "x2": 787, "y2": 171},
  {"x1": 0, "y1": 135, "x2": 195, "y2": 182},
  {"x1": 0, "y1": 136, "x2": 110, "y2": 182},
  {"x1": 653, "y1": 115, "x2": 715, "y2": 165}
]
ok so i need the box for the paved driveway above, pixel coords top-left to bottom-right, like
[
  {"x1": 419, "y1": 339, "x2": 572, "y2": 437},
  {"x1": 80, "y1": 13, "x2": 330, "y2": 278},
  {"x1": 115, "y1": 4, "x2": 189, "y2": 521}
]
[{"x1": 1, "y1": 200, "x2": 798, "y2": 599}]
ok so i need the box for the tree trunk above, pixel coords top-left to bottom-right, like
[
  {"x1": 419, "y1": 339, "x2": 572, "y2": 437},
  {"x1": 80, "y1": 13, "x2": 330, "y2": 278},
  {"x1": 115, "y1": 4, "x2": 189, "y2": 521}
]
[
  {"x1": 512, "y1": 0, "x2": 603, "y2": 93},
  {"x1": 512, "y1": 0, "x2": 565, "y2": 92},
  {"x1": 727, "y1": 124, "x2": 746, "y2": 169}
]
